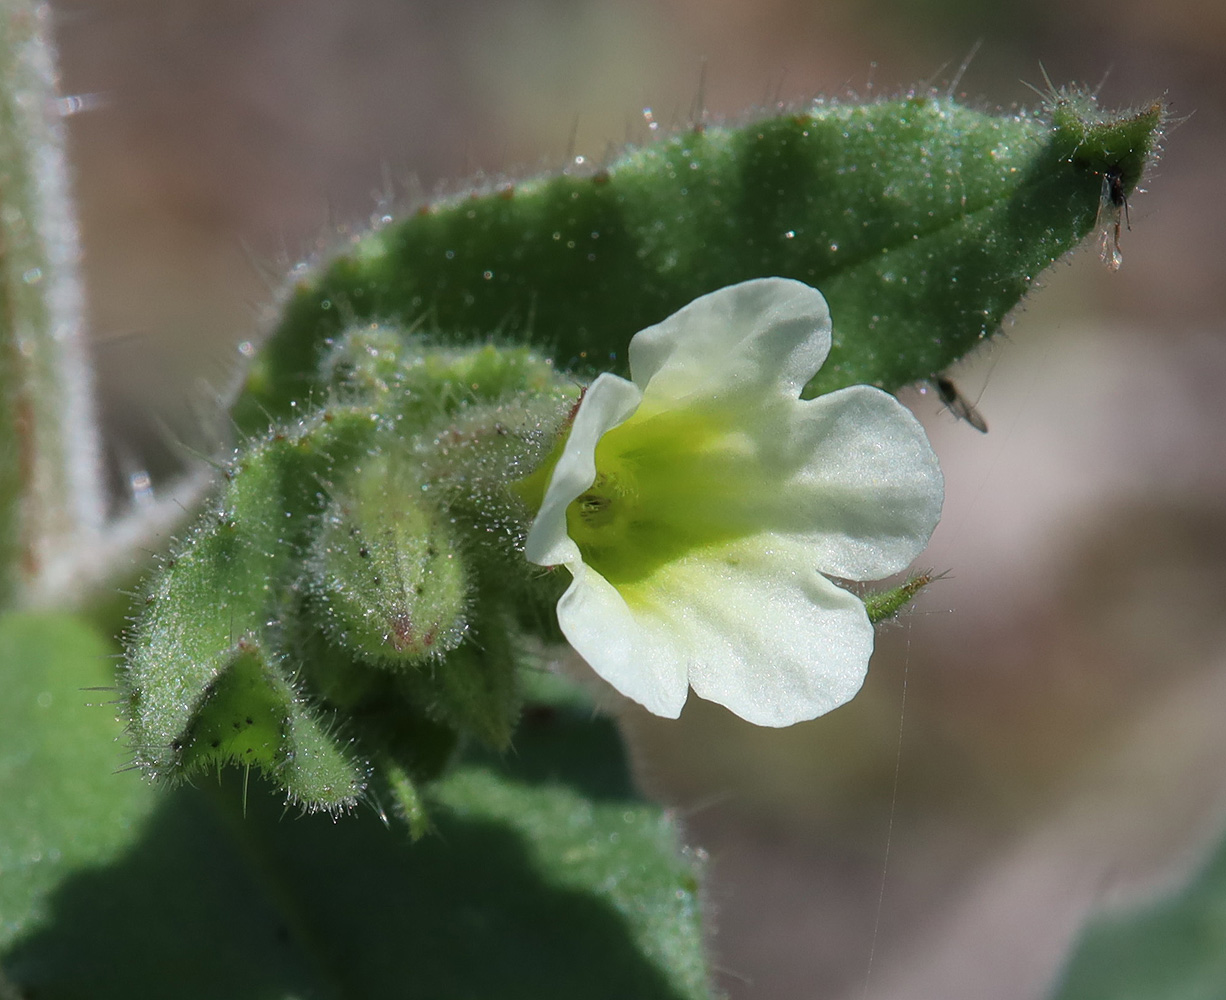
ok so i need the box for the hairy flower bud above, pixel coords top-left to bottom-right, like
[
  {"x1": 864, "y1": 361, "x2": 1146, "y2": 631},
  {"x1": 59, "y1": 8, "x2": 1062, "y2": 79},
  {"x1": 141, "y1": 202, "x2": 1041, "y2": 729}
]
[{"x1": 309, "y1": 460, "x2": 469, "y2": 665}]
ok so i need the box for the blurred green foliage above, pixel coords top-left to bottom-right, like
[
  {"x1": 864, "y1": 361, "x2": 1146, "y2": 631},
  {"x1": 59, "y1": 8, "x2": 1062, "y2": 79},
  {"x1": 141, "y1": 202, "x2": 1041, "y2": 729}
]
[{"x1": 0, "y1": 612, "x2": 712, "y2": 999}]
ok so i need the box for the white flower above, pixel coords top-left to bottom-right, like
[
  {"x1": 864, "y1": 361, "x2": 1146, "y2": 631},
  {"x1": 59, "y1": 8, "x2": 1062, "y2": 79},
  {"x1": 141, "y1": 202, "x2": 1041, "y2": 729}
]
[{"x1": 524, "y1": 278, "x2": 943, "y2": 726}]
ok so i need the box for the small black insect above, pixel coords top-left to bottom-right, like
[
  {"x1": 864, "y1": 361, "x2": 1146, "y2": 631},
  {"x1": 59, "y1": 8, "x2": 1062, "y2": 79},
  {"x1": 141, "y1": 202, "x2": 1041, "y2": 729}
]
[
  {"x1": 935, "y1": 375, "x2": 988, "y2": 434},
  {"x1": 1097, "y1": 165, "x2": 1131, "y2": 271}
]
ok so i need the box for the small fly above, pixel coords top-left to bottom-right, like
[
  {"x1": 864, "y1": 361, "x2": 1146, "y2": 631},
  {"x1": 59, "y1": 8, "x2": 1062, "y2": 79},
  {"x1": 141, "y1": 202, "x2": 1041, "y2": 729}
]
[
  {"x1": 1097, "y1": 165, "x2": 1131, "y2": 272},
  {"x1": 935, "y1": 375, "x2": 988, "y2": 434}
]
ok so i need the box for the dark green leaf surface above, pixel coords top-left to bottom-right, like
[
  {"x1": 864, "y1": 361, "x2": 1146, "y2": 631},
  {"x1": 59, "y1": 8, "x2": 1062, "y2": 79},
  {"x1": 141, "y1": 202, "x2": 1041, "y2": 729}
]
[
  {"x1": 1051, "y1": 830, "x2": 1226, "y2": 1000},
  {"x1": 235, "y1": 93, "x2": 1163, "y2": 436},
  {"x1": 2, "y1": 613, "x2": 712, "y2": 999},
  {"x1": 0, "y1": 614, "x2": 155, "y2": 954}
]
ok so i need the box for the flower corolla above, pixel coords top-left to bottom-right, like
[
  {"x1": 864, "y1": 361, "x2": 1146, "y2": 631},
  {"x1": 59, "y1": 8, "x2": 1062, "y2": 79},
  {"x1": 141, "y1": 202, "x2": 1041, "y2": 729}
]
[{"x1": 525, "y1": 278, "x2": 943, "y2": 726}]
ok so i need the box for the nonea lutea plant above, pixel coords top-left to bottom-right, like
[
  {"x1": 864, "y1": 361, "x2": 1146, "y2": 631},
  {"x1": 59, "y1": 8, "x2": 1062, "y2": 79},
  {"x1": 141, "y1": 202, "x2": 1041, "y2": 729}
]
[
  {"x1": 4, "y1": 11, "x2": 1184, "y2": 997},
  {"x1": 116, "y1": 87, "x2": 1164, "y2": 816}
]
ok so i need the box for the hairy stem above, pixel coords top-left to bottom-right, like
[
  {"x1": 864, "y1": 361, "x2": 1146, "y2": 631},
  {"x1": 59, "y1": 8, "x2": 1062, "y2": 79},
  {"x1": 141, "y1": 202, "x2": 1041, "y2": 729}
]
[{"x1": 0, "y1": 1, "x2": 104, "y2": 608}]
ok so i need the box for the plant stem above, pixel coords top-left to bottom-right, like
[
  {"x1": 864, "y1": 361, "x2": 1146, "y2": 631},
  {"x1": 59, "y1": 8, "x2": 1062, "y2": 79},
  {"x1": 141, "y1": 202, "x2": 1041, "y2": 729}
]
[{"x1": 0, "y1": 1, "x2": 104, "y2": 608}]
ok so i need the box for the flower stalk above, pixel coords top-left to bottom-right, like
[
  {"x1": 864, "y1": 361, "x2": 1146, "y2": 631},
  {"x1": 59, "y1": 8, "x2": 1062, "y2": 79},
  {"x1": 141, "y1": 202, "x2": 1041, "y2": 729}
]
[{"x1": 0, "y1": 2, "x2": 104, "y2": 608}]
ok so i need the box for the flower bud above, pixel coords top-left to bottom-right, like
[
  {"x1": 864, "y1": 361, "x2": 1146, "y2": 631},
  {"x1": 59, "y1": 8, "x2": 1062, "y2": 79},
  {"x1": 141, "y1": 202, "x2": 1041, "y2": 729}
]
[{"x1": 309, "y1": 460, "x2": 469, "y2": 665}]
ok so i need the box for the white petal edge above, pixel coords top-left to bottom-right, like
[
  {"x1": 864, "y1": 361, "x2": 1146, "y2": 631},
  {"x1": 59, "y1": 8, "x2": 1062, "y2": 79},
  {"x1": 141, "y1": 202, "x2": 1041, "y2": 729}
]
[
  {"x1": 614, "y1": 534, "x2": 873, "y2": 726},
  {"x1": 554, "y1": 562, "x2": 690, "y2": 718},
  {"x1": 779, "y1": 384, "x2": 944, "y2": 579},
  {"x1": 628, "y1": 278, "x2": 832, "y2": 404},
  {"x1": 708, "y1": 383, "x2": 944, "y2": 581},
  {"x1": 524, "y1": 373, "x2": 642, "y2": 568}
]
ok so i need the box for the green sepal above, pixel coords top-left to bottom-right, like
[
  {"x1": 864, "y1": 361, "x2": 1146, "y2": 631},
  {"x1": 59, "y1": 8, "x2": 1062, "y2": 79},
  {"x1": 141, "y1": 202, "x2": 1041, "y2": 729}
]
[
  {"x1": 381, "y1": 756, "x2": 433, "y2": 841},
  {"x1": 1047, "y1": 89, "x2": 1165, "y2": 193},
  {"x1": 322, "y1": 324, "x2": 566, "y2": 423},
  {"x1": 174, "y1": 640, "x2": 288, "y2": 773},
  {"x1": 123, "y1": 406, "x2": 379, "y2": 787},
  {"x1": 176, "y1": 639, "x2": 368, "y2": 813},
  {"x1": 397, "y1": 598, "x2": 522, "y2": 750},
  {"x1": 282, "y1": 610, "x2": 463, "y2": 829},
  {"x1": 863, "y1": 570, "x2": 939, "y2": 625},
  {"x1": 308, "y1": 458, "x2": 470, "y2": 664}
]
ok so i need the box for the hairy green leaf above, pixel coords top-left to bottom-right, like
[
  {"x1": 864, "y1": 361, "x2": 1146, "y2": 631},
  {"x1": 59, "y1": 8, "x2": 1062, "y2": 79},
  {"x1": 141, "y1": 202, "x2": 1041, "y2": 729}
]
[
  {"x1": 235, "y1": 91, "x2": 1164, "y2": 436},
  {"x1": 0, "y1": 613, "x2": 155, "y2": 954},
  {"x1": 2, "y1": 613, "x2": 713, "y2": 999}
]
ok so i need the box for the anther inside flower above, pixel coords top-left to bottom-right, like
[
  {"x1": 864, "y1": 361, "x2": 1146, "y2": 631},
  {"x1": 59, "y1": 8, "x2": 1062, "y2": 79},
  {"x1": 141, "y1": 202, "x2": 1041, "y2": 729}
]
[{"x1": 525, "y1": 278, "x2": 944, "y2": 726}]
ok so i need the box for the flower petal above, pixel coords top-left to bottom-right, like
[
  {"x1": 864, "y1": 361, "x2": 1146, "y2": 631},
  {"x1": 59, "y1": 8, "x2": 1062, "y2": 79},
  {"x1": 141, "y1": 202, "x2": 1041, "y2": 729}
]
[
  {"x1": 593, "y1": 383, "x2": 943, "y2": 583},
  {"x1": 628, "y1": 278, "x2": 831, "y2": 404},
  {"x1": 524, "y1": 373, "x2": 642, "y2": 568},
  {"x1": 555, "y1": 561, "x2": 690, "y2": 718},
  {"x1": 616, "y1": 534, "x2": 873, "y2": 726},
  {"x1": 522, "y1": 276, "x2": 944, "y2": 728},
  {"x1": 755, "y1": 384, "x2": 945, "y2": 580}
]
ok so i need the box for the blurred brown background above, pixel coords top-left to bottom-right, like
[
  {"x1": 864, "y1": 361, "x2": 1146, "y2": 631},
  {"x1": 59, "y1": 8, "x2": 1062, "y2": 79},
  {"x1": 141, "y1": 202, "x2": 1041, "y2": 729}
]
[{"x1": 50, "y1": 1, "x2": 1225, "y2": 997}]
